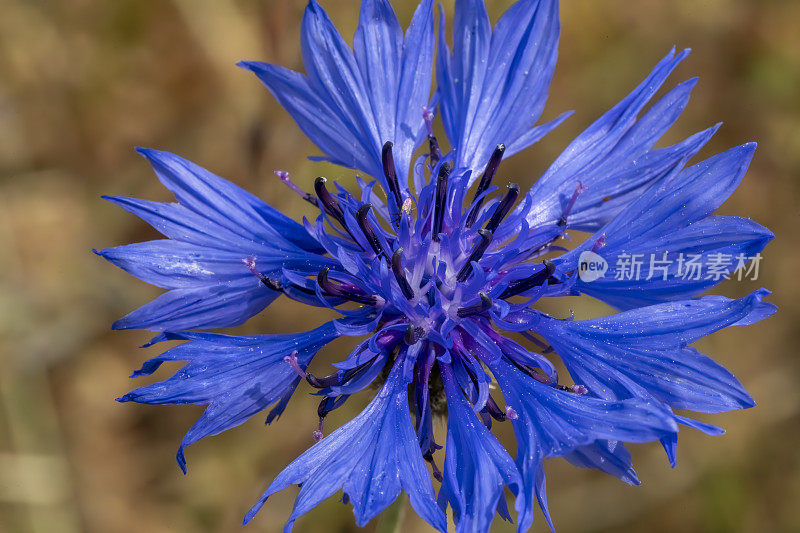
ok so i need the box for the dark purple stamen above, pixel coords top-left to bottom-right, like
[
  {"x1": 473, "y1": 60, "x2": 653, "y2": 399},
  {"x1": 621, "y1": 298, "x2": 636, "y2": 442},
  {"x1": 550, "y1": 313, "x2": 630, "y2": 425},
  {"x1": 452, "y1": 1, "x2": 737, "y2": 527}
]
[
  {"x1": 317, "y1": 396, "x2": 336, "y2": 419},
  {"x1": 485, "y1": 183, "x2": 520, "y2": 233},
  {"x1": 314, "y1": 177, "x2": 345, "y2": 225},
  {"x1": 479, "y1": 409, "x2": 493, "y2": 429},
  {"x1": 520, "y1": 331, "x2": 555, "y2": 354},
  {"x1": 304, "y1": 371, "x2": 341, "y2": 389},
  {"x1": 275, "y1": 170, "x2": 318, "y2": 206},
  {"x1": 466, "y1": 144, "x2": 505, "y2": 228},
  {"x1": 428, "y1": 136, "x2": 441, "y2": 168},
  {"x1": 485, "y1": 395, "x2": 507, "y2": 422},
  {"x1": 314, "y1": 395, "x2": 350, "y2": 441},
  {"x1": 432, "y1": 162, "x2": 452, "y2": 242},
  {"x1": 500, "y1": 259, "x2": 556, "y2": 299},
  {"x1": 508, "y1": 358, "x2": 553, "y2": 385},
  {"x1": 381, "y1": 141, "x2": 403, "y2": 213},
  {"x1": 243, "y1": 257, "x2": 283, "y2": 292},
  {"x1": 456, "y1": 292, "x2": 492, "y2": 318},
  {"x1": 306, "y1": 358, "x2": 377, "y2": 390},
  {"x1": 456, "y1": 229, "x2": 493, "y2": 282},
  {"x1": 355, "y1": 204, "x2": 387, "y2": 259},
  {"x1": 423, "y1": 108, "x2": 442, "y2": 168},
  {"x1": 391, "y1": 248, "x2": 415, "y2": 300},
  {"x1": 317, "y1": 268, "x2": 377, "y2": 306},
  {"x1": 405, "y1": 324, "x2": 426, "y2": 345},
  {"x1": 424, "y1": 451, "x2": 443, "y2": 483}
]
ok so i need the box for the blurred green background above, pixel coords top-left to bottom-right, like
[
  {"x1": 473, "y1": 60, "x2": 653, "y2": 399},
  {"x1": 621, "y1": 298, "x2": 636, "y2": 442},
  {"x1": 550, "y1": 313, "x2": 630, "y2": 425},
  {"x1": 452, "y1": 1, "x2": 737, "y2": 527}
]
[{"x1": 0, "y1": 0, "x2": 798, "y2": 531}]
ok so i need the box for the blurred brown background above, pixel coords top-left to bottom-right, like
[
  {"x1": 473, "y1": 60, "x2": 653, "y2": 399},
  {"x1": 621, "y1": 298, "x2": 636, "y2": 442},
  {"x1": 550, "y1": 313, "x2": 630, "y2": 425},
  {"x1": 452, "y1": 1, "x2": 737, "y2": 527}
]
[{"x1": 0, "y1": 0, "x2": 798, "y2": 531}]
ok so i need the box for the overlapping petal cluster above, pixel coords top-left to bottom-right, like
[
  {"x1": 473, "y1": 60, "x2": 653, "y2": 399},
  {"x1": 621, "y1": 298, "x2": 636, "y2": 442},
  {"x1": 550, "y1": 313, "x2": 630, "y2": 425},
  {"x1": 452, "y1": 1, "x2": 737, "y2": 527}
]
[{"x1": 98, "y1": 1, "x2": 775, "y2": 531}]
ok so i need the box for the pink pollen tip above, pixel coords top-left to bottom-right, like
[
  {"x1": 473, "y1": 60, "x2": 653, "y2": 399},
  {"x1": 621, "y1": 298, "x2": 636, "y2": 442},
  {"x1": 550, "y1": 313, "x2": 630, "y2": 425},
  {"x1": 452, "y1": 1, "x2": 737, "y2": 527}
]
[
  {"x1": 242, "y1": 257, "x2": 259, "y2": 275},
  {"x1": 284, "y1": 351, "x2": 306, "y2": 379},
  {"x1": 572, "y1": 385, "x2": 589, "y2": 395},
  {"x1": 563, "y1": 181, "x2": 588, "y2": 220},
  {"x1": 274, "y1": 170, "x2": 311, "y2": 200},
  {"x1": 312, "y1": 430, "x2": 324, "y2": 442},
  {"x1": 592, "y1": 234, "x2": 607, "y2": 252},
  {"x1": 505, "y1": 406, "x2": 519, "y2": 420},
  {"x1": 422, "y1": 107, "x2": 435, "y2": 135}
]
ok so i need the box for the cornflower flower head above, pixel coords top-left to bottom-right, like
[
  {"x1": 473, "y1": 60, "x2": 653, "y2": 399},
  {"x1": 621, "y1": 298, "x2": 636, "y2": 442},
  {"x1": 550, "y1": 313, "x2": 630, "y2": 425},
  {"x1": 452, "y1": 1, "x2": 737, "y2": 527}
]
[{"x1": 97, "y1": 0, "x2": 776, "y2": 531}]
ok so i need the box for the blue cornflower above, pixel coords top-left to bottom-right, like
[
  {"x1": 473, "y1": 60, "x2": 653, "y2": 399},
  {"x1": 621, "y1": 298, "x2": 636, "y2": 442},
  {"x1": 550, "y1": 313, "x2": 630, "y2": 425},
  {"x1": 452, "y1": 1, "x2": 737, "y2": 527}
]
[{"x1": 97, "y1": 0, "x2": 776, "y2": 531}]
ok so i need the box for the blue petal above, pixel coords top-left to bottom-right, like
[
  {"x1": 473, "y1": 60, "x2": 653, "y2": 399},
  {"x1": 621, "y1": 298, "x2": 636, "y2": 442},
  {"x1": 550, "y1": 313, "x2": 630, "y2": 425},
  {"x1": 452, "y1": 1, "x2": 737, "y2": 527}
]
[
  {"x1": 118, "y1": 322, "x2": 340, "y2": 472},
  {"x1": 438, "y1": 0, "x2": 562, "y2": 176},
  {"x1": 302, "y1": 0, "x2": 381, "y2": 169},
  {"x1": 354, "y1": 0, "x2": 403, "y2": 149},
  {"x1": 394, "y1": 0, "x2": 436, "y2": 179},
  {"x1": 136, "y1": 148, "x2": 319, "y2": 251},
  {"x1": 490, "y1": 358, "x2": 676, "y2": 532},
  {"x1": 532, "y1": 290, "x2": 775, "y2": 413},
  {"x1": 562, "y1": 124, "x2": 719, "y2": 232},
  {"x1": 570, "y1": 216, "x2": 773, "y2": 309},
  {"x1": 238, "y1": 61, "x2": 377, "y2": 175},
  {"x1": 596, "y1": 143, "x2": 757, "y2": 242},
  {"x1": 111, "y1": 278, "x2": 279, "y2": 331},
  {"x1": 555, "y1": 144, "x2": 770, "y2": 309},
  {"x1": 96, "y1": 240, "x2": 331, "y2": 290},
  {"x1": 564, "y1": 441, "x2": 640, "y2": 486},
  {"x1": 99, "y1": 150, "x2": 328, "y2": 331},
  {"x1": 240, "y1": 0, "x2": 434, "y2": 185},
  {"x1": 523, "y1": 48, "x2": 694, "y2": 228},
  {"x1": 245, "y1": 360, "x2": 446, "y2": 532},
  {"x1": 438, "y1": 364, "x2": 521, "y2": 532}
]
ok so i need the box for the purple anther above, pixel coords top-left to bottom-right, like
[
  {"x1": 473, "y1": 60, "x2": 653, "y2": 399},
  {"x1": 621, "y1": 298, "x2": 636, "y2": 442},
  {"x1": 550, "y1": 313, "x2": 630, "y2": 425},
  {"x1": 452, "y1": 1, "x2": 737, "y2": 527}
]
[
  {"x1": 381, "y1": 142, "x2": 403, "y2": 213},
  {"x1": 275, "y1": 170, "x2": 318, "y2": 206},
  {"x1": 284, "y1": 351, "x2": 306, "y2": 379},
  {"x1": 456, "y1": 229, "x2": 493, "y2": 282},
  {"x1": 391, "y1": 248, "x2": 415, "y2": 300},
  {"x1": 485, "y1": 395, "x2": 507, "y2": 422},
  {"x1": 404, "y1": 324, "x2": 426, "y2": 345},
  {"x1": 432, "y1": 162, "x2": 452, "y2": 242},
  {"x1": 505, "y1": 406, "x2": 519, "y2": 420},
  {"x1": 466, "y1": 144, "x2": 505, "y2": 228},
  {"x1": 314, "y1": 177, "x2": 346, "y2": 225},
  {"x1": 500, "y1": 259, "x2": 556, "y2": 299},
  {"x1": 355, "y1": 204, "x2": 386, "y2": 258},
  {"x1": 317, "y1": 268, "x2": 378, "y2": 306},
  {"x1": 485, "y1": 183, "x2": 520, "y2": 233},
  {"x1": 456, "y1": 293, "x2": 492, "y2": 318},
  {"x1": 558, "y1": 181, "x2": 589, "y2": 227},
  {"x1": 242, "y1": 257, "x2": 283, "y2": 291}
]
